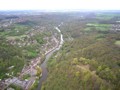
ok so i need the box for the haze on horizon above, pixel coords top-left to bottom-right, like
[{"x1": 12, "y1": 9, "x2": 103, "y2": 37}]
[{"x1": 0, "y1": 0, "x2": 120, "y2": 11}]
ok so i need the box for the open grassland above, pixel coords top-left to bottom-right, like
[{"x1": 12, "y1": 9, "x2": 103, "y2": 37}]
[{"x1": 115, "y1": 40, "x2": 120, "y2": 47}]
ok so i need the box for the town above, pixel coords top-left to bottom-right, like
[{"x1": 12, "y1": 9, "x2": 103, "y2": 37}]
[{"x1": 0, "y1": 14, "x2": 62, "y2": 90}]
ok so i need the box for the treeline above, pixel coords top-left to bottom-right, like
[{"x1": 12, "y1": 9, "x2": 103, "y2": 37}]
[{"x1": 42, "y1": 13, "x2": 120, "y2": 90}]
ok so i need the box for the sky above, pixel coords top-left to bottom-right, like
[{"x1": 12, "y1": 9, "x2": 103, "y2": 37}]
[{"x1": 0, "y1": 0, "x2": 120, "y2": 11}]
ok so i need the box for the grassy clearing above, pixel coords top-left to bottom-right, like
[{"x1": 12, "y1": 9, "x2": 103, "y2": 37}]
[
  {"x1": 95, "y1": 13, "x2": 120, "y2": 20},
  {"x1": 115, "y1": 41, "x2": 120, "y2": 46},
  {"x1": 23, "y1": 49, "x2": 38, "y2": 59},
  {"x1": 95, "y1": 34, "x2": 106, "y2": 40},
  {"x1": 22, "y1": 74, "x2": 31, "y2": 80},
  {"x1": 84, "y1": 27, "x2": 109, "y2": 32},
  {"x1": 85, "y1": 23, "x2": 111, "y2": 32},
  {"x1": 86, "y1": 23, "x2": 111, "y2": 27},
  {"x1": 0, "y1": 24, "x2": 30, "y2": 37},
  {"x1": 96, "y1": 16, "x2": 113, "y2": 20},
  {"x1": 6, "y1": 35, "x2": 27, "y2": 40},
  {"x1": 9, "y1": 84, "x2": 22, "y2": 90},
  {"x1": 31, "y1": 79, "x2": 39, "y2": 90}
]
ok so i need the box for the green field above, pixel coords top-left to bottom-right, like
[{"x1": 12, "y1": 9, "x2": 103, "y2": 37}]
[
  {"x1": 84, "y1": 23, "x2": 111, "y2": 33},
  {"x1": 115, "y1": 41, "x2": 120, "y2": 46}
]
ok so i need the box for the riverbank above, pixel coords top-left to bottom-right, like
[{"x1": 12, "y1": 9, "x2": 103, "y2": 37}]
[{"x1": 37, "y1": 25, "x2": 64, "y2": 90}]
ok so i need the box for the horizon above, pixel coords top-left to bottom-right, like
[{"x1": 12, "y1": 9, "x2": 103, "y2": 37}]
[{"x1": 0, "y1": 0, "x2": 120, "y2": 11}]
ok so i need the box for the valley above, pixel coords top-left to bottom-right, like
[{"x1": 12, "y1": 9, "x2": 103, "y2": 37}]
[{"x1": 0, "y1": 11, "x2": 120, "y2": 90}]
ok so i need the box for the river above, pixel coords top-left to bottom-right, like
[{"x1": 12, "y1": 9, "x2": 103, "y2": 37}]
[{"x1": 37, "y1": 26, "x2": 64, "y2": 90}]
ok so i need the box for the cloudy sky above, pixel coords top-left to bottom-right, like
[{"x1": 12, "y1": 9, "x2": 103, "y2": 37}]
[{"x1": 0, "y1": 0, "x2": 119, "y2": 11}]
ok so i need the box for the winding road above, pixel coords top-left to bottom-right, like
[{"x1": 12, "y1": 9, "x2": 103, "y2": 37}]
[{"x1": 37, "y1": 25, "x2": 64, "y2": 90}]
